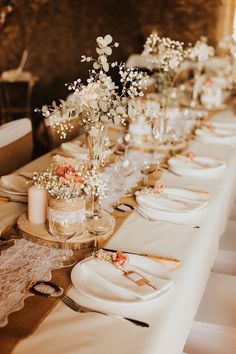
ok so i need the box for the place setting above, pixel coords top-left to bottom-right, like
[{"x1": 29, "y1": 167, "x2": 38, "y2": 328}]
[
  {"x1": 134, "y1": 182, "x2": 208, "y2": 225},
  {"x1": 167, "y1": 150, "x2": 226, "y2": 178},
  {"x1": 195, "y1": 123, "x2": 236, "y2": 145},
  {"x1": 71, "y1": 249, "x2": 173, "y2": 305}
]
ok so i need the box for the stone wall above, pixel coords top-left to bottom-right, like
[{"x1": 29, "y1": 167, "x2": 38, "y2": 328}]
[{"x1": 0, "y1": 0, "x2": 221, "y2": 107}]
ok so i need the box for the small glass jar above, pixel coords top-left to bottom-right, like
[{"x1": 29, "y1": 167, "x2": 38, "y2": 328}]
[{"x1": 48, "y1": 196, "x2": 85, "y2": 239}]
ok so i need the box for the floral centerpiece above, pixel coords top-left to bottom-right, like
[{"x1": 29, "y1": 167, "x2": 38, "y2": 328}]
[
  {"x1": 188, "y1": 36, "x2": 215, "y2": 65},
  {"x1": 36, "y1": 34, "x2": 147, "y2": 237},
  {"x1": 127, "y1": 97, "x2": 160, "y2": 144},
  {"x1": 142, "y1": 32, "x2": 187, "y2": 143},
  {"x1": 32, "y1": 156, "x2": 106, "y2": 238},
  {"x1": 187, "y1": 37, "x2": 215, "y2": 106},
  {"x1": 218, "y1": 35, "x2": 236, "y2": 89},
  {"x1": 38, "y1": 34, "x2": 147, "y2": 168}
]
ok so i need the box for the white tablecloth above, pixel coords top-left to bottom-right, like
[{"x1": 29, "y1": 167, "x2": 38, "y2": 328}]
[{"x1": 3, "y1": 105, "x2": 236, "y2": 354}]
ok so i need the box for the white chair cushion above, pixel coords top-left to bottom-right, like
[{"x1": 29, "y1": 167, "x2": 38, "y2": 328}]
[
  {"x1": 184, "y1": 321, "x2": 236, "y2": 354},
  {"x1": 0, "y1": 118, "x2": 32, "y2": 148},
  {"x1": 230, "y1": 203, "x2": 236, "y2": 220},
  {"x1": 195, "y1": 272, "x2": 236, "y2": 328},
  {"x1": 184, "y1": 272, "x2": 236, "y2": 354},
  {"x1": 126, "y1": 54, "x2": 149, "y2": 68},
  {"x1": 211, "y1": 220, "x2": 236, "y2": 275},
  {"x1": 219, "y1": 220, "x2": 236, "y2": 251}
]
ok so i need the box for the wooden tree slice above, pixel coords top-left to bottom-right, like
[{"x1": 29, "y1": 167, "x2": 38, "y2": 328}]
[{"x1": 17, "y1": 212, "x2": 115, "y2": 250}]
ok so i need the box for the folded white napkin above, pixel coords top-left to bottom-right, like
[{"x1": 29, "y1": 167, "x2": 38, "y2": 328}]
[
  {"x1": 0, "y1": 174, "x2": 30, "y2": 194},
  {"x1": 196, "y1": 128, "x2": 236, "y2": 138},
  {"x1": 173, "y1": 157, "x2": 205, "y2": 170},
  {"x1": 61, "y1": 142, "x2": 88, "y2": 160},
  {"x1": 73, "y1": 257, "x2": 172, "y2": 302},
  {"x1": 0, "y1": 203, "x2": 27, "y2": 231},
  {"x1": 0, "y1": 118, "x2": 32, "y2": 148},
  {"x1": 195, "y1": 128, "x2": 236, "y2": 145},
  {"x1": 136, "y1": 189, "x2": 206, "y2": 214},
  {"x1": 211, "y1": 121, "x2": 236, "y2": 130}
]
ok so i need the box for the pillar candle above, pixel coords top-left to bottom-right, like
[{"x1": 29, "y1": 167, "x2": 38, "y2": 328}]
[{"x1": 28, "y1": 185, "x2": 48, "y2": 224}]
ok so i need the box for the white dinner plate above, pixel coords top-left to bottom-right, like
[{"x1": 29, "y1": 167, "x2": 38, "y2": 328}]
[
  {"x1": 211, "y1": 121, "x2": 236, "y2": 130},
  {"x1": 0, "y1": 174, "x2": 30, "y2": 196},
  {"x1": 168, "y1": 155, "x2": 226, "y2": 178},
  {"x1": 136, "y1": 187, "x2": 208, "y2": 224},
  {"x1": 71, "y1": 254, "x2": 172, "y2": 304},
  {"x1": 195, "y1": 127, "x2": 236, "y2": 145}
]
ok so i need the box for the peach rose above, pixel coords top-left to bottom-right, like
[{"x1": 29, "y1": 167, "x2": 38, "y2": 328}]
[
  {"x1": 206, "y1": 124, "x2": 215, "y2": 132},
  {"x1": 184, "y1": 151, "x2": 196, "y2": 160},
  {"x1": 112, "y1": 251, "x2": 128, "y2": 266},
  {"x1": 154, "y1": 183, "x2": 165, "y2": 194}
]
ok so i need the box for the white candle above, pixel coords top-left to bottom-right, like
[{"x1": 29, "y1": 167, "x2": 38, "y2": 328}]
[
  {"x1": 28, "y1": 185, "x2": 48, "y2": 224},
  {"x1": 233, "y1": 8, "x2": 236, "y2": 42}
]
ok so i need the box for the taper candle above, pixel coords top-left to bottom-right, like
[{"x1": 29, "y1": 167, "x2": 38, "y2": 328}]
[
  {"x1": 28, "y1": 185, "x2": 48, "y2": 224},
  {"x1": 233, "y1": 9, "x2": 236, "y2": 42}
]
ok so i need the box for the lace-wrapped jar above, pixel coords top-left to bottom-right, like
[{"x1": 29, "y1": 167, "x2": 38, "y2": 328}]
[{"x1": 48, "y1": 196, "x2": 85, "y2": 239}]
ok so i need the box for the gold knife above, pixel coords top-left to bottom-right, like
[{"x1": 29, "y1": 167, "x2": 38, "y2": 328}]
[
  {"x1": 103, "y1": 248, "x2": 182, "y2": 268},
  {"x1": 0, "y1": 196, "x2": 28, "y2": 204}
]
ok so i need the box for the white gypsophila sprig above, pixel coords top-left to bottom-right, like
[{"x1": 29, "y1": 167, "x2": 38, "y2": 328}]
[
  {"x1": 142, "y1": 32, "x2": 186, "y2": 72},
  {"x1": 188, "y1": 37, "x2": 215, "y2": 63},
  {"x1": 84, "y1": 168, "x2": 107, "y2": 199},
  {"x1": 128, "y1": 98, "x2": 160, "y2": 121},
  {"x1": 218, "y1": 35, "x2": 235, "y2": 51},
  {"x1": 142, "y1": 32, "x2": 187, "y2": 92}
]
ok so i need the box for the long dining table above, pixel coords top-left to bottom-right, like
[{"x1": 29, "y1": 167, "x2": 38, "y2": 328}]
[{"x1": 1, "y1": 99, "x2": 236, "y2": 354}]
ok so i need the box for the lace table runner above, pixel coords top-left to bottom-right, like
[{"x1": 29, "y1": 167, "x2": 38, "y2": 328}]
[
  {"x1": 0, "y1": 239, "x2": 62, "y2": 327},
  {"x1": 101, "y1": 150, "x2": 158, "y2": 211}
]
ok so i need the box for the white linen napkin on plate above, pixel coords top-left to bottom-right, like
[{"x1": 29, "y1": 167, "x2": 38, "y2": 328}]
[
  {"x1": 0, "y1": 203, "x2": 27, "y2": 231},
  {"x1": 211, "y1": 121, "x2": 236, "y2": 130},
  {"x1": 171, "y1": 157, "x2": 205, "y2": 170},
  {"x1": 196, "y1": 128, "x2": 236, "y2": 139},
  {"x1": 74, "y1": 258, "x2": 172, "y2": 302},
  {"x1": 0, "y1": 174, "x2": 30, "y2": 194},
  {"x1": 61, "y1": 142, "x2": 88, "y2": 160},
  {"x1": 136, "y1": 191, "x2": 206, "y2": 214}
]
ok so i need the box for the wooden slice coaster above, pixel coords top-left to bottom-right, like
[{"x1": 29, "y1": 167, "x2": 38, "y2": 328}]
[{"x1": 17, "y1": 212, "x2": 115, "y2": 250}]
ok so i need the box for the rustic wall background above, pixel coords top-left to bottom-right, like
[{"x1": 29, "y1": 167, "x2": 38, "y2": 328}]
[{"x1": 0, "y1": 0, "x2": 222, "y2": 108}]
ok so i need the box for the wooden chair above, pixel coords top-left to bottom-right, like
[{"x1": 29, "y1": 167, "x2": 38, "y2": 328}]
[
  {"x1": 44, "y1": 116, "x2": 81, "y2": 149},
  {"x1": 0, "y1": 118, "x2": 33, "y2": 175}
]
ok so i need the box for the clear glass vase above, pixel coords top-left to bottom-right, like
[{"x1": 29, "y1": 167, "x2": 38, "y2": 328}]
[
  {"x1": 84, "y1": 122, "x2": 115, "y2": 243},
  {"x1": 191, "y1": 62, "x2": 204, "y2": 107},
  {"x1": 156, "y1": 93, "x2": 177, "y2": 144},
  {"x1": 84, "y1": 123, "x2": 109, "y2": 169}
]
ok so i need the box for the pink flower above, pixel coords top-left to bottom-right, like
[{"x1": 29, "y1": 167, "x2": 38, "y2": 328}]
[
  {"x1": 206, "y1": 124, "x2": 215, "y2": 132},
  {"x1": 184, "y1": 151, "x2": 196, "y2": 160},
  {"x1": 112, "y1": 251, "x2": 128, "y2": 266},
  {"x1": 204, "y1": 78, "x2": 213, "y2": 85},
  {"x1": 154, "y1": 183, "x2": 165, "y2": 194}
]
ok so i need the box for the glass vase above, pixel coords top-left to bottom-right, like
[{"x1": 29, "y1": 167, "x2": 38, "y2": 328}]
[
  {"x1": 191, "y1": 62, "x2": 204, "y2": 107},
  {"x1": 153, "y1": 92, "x2": 179, "y2": 147},
  {"x1": 84, "y1": 122, "x2": 109, "y2": 169},
  {"x1": 84, "y1": 122, "x2": 115, "y2": 243}
]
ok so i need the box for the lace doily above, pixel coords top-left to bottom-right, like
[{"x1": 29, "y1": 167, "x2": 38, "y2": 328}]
[
  {"x1": 48, "y1": 208, "x2": 85, "y2": 223},
  {"x1": 0, "y1": 239, "x2": 62, "y2": 327}
]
